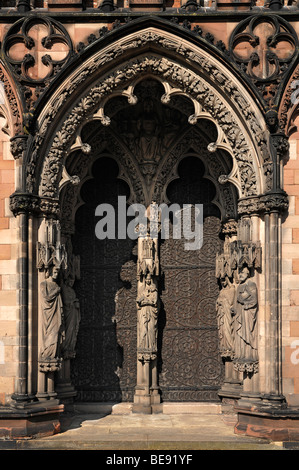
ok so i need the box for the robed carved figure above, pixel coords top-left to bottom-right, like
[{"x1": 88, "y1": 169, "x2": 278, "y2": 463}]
[
  {"x1": 61, "y1": 275, "x2": 80, "y2": 360},
  {"x1": 216, "y1": 275, "x2": 236, "y2": 359},
  {"x1": 40, "y1": 265, "x2": 65, "y2": 363},
  {"x1": 137, "y1": 272, "x2": 159, "y2": 357},
  {"x1": 233, "y1": 265, "x2": 258, "y2": 370}
]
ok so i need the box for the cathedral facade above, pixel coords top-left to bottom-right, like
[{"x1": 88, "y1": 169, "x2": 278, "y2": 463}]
[{"x1": 0, "y1": 0, "x2": 299, "y2": 441}]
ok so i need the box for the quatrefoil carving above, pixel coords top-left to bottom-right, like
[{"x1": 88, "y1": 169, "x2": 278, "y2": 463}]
[
  {"x1": 2, "y1": 16, "x2": 74, "y2": 86},
  {"x1": 230, "y1": 15, "x2": 298, "y2": 93}
]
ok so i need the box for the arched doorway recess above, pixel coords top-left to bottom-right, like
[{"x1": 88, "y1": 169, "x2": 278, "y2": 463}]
[
  {"x1": 57, "y1": 78, "x2": 238, "y2": 406},
  {"x1": 10, "y1": 22, "x2": 288, "y2": 419}
]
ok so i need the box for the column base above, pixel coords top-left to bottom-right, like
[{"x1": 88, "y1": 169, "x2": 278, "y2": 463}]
[
  {"x1": 132, "y1": 386, "x2": 162, "y2": 414},
  {"x1": 56, "y1": 382, "x2": 77, "y2": 401},
  {"x1": 0, "y1": 402, "x2": 64, "y2": 439},
  {"x1": 234, "y1": 401, "x2": 299, "y2": 441}
]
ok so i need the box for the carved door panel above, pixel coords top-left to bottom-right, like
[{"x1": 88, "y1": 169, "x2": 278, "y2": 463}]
[
  {"x1": 72, "y1": 157, "x2": 137, "y2": 402},
  {"x1": 158, "y1": 157, "x2": 225, "y2": 401}
]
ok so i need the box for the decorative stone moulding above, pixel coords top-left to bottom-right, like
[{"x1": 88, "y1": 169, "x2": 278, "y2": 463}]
[
  {"x1": 33, "y1": 57, "x2": 263, "y2": 205},
  {"x1": 237, "y1": 191, "x2": 289, "y2": 216},
  {"x1": 39, "y1": 359, "x2": 62, "y2": 373}
]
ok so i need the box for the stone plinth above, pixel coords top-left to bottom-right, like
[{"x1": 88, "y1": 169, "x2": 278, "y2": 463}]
[
  {"x1": 235, "y1": 405, "x2": 299, "y2": 441},
  {"x1": 0, "y1": 403, "x2": 64, "y2": 439}
]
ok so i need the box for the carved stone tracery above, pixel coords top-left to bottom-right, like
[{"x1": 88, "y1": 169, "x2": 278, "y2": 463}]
[{"x1": 19, "y1": 25, "x2": 269, "y2": 212}]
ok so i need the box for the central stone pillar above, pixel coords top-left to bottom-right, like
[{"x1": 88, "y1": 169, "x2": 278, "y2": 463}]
[{"x1": 133, "y1": 228, "x2": 161, "y2": 414}]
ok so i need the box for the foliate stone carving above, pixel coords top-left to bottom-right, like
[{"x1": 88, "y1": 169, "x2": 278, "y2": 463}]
[
  {"x1": 221, "y1": 219, "x2": 238, "y2": 237},
  {"x1": 10, "y1": 135, "x2": 28, "y2": 160},
  {"x1": 10, "y1": 193, "x2": 60, "y2": 218},
  {"x1": 271, "y1": 132, "x2": 289, "y2": 165},
  {"x1": 260, "y1": 191, "x2": 289, "y2": 213},
  {"x1": 279, "y1": 64, "x2": 299, "y2": 135},
  {"x1": 28, "y1": 27, "x2": 266, "y2": 200},
  {"x1": 238, "y1": 191, "x2": 289, "y2": 216},
  {"x1": 9, "y1": 192, "x2": 40, "y2": 216},
  {"x1": 0, "y1": 65, "x2": 22, "y2": 136},
  {"x1": 230, "y1": 15, "x2": 299, "y2": 107}
]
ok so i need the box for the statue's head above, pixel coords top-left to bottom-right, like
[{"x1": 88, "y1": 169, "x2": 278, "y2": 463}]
[
  {"x1": 141, "y1": 115, "x2": 156, "y2": 135},
  {"x1": 52, "y1": 265, "x2": 60, "y2": 281},
  {"x1": 238, "y1": 265, "x2": 250, "y2": 283},
  {"x1": 67, "y1": 276, "x2": 75, "y2": 287},
  {"x1": 145, "y1": 272, "x2": 152, "y2": 285}
]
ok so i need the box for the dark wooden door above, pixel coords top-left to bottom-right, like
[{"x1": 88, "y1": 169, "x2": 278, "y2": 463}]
[
  {"x1": 158, "y1": 156, "x2": 224, "y2": 401},
  {"x1": 72, "y1": 157, "x2": 137, "y2": 402},
  {"x1": 71, "y1": 155, "x2": 224, "y2": 403}
]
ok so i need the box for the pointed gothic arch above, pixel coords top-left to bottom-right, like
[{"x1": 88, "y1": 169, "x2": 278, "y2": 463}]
[{"x1": 8, "y1": 18, "x2": 289, "y2": 428}]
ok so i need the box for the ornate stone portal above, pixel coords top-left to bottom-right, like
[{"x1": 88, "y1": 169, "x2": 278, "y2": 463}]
[{"x1": 4, "y1": 15, "x2": 296, "y2": 439}]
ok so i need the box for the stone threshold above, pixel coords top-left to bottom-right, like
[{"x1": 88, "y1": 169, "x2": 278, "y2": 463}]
[{"x1": 71, "y1": 402, "x2": 222, "y2": 415}]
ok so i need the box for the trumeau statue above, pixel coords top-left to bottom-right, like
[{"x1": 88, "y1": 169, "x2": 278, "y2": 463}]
[
  {"x1": 137, "y1": 271, "x2": 160, "y2": 356},
  {"x1": 232, "y1": 265, "x2": 258, "y2": 371},
  {"x1": 40, "y1": 263, "x2": 65, "y2": 364},
  {"x1": 216, "y1": 275, "x2": 236, "y2": 359},
  {"x1": 136, "y1": 235, "x2": 160, "y2": 359}
]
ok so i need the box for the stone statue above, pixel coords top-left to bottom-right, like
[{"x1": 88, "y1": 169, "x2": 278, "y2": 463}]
[
  {"x1": 137, "y1": 272, "x2": 159, "y2": 356},
  {"x1": 232, "y1": 265, "x2": 258, "y2": 368},
  {"x1": 40, "y1": 264, "x2": 64, "y2": 362},
  {"x1": 136, "y1": 112, "x2": 161, "y2": 163},
  {"x1": 61, "y1": 275, "x2": 80, "y2": 360},
  {"x1": 216, "y1": 275, "x2": 235, "y2": 358}
]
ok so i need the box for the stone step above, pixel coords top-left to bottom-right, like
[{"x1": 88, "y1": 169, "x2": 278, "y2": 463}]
[{"x1": 72, "y1": 402, "x2": 221, "y2": 415}]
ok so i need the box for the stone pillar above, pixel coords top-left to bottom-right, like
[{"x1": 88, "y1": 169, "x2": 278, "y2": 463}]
[
  {"x1": 262, "y1": 204, "x2": 285, "y2": 406},
  {"x1": 133, "y1": 229, "x2": 161, "y2": 414},
  {"x1": 11, "y1": 211, "x2": 31, "y2": 405}
]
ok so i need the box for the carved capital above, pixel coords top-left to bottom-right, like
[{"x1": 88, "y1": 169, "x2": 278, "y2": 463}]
[
  {"x1": 260, "y1": 191, "x2": 289, "y2": 214},
  {"x1": 271, "y1": 133, "x2": 289, "y2": 163},
  {"x1": 9, "y1": 192, "x2": 40, "y2": 216},
  {"x1": 238, "y1": 192, "x2": 289, "y2": 216},
  {"x1": 234, "y1": 360, "x2": 259, "y2": 374},
  {"x1": 39, "y1": 358, "x2": 62, "y2": 373},
  {"x1": 39, "y1": 197, "x2": 60, "y2": 217},
  {"x1": 9, "y1": 192, "x2": 61, "y2": 217},
  {"x1": 10, "y1": 135, "x2": 28, "y2": 160},
  {"x1": 221, "y1": 219, "x2": 238, "y2": 237},
  {"x1": 237, "y1": 196, "x2": 262, "y2": 216}
]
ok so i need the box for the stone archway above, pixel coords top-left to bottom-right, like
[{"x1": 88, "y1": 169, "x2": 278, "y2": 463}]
[
  {"x1": 9, "y1": 21, "x2": 289, "y2": 422},
  {"x1": 55, "y1": 78, "x2": 239, "y2": 406}
]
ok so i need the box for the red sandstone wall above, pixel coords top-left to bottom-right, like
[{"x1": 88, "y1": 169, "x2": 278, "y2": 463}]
[
  {"x1": 282, "y1": 121, "x2": 299, "y2": 406},
  {"x1": 0, "y1": 119, "x2": 17, "y2": 405}
]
